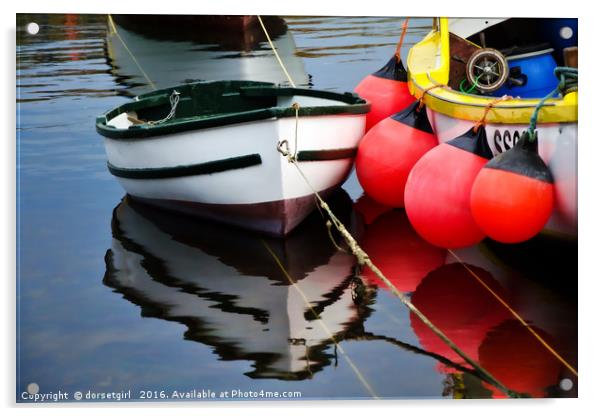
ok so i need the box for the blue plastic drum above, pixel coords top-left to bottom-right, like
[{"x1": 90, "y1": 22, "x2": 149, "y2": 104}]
[{"x1": 496, "y1": 48, "x2": 558, "y2": 98}]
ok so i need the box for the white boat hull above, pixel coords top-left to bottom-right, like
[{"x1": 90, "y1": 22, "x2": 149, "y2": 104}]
[{"x1": 104, "y1": 113, "x2": 366, "y2": 235}]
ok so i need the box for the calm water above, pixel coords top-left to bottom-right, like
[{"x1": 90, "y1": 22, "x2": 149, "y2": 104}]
[{"x1": 16, "y1": 14, "x2": 577, "y2": 401}]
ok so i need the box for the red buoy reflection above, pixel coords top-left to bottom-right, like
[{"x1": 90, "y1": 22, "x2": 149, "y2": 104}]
[
  {"x1": 479, "y1": 319, "x2": 563, "y2": 398},
  {"x1": 359, "y1": 207, "x2": 446, "y2": 293},
  {"x1": 410, "y1": 263, "x2": 511, "y2": 371}
]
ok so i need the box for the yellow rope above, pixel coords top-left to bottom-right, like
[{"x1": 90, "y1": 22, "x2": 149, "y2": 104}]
[
  {"x1": 257, "y1": 15, "x2": 297, "y2": 88},
  {"x1": 447, "y1": 249, "x2": 578, "y2": 377},
  {"x1": 107, "y1": 14, "x2": 157, "y2": 91},
  {"x1": 261, "y1": 240, "x2": 380, "y2": 399}
]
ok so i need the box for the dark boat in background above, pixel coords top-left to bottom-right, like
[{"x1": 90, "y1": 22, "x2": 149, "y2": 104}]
[{"x1": 106, "y1": 14, "x2": 309, "y2": 95}]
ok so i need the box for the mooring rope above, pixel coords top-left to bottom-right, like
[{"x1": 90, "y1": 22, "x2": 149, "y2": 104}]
[
  {"x1": 417, "y1": 83, "x2": 448, "y2": 110},
  {"x1": 261, "y1": 240, "x2": 380, "y2": 399},
  {"x1": 394, "y1": 18, "x2": 410, "y2": 62},
  {"x1": 257, "y1": 15, "x2": 297, "y2": 88},
  {"x1": 527, "y1": 67, "x2": 578, "y2": 141},
  {"x1": 107, "y1": 14, "x2": 157, "y2": 91},
  {"x1": 262, "y1": 15, "x2": 520, "y2": 398},
  {"x1": 472, "y1": 95, "x2": 513, "y2": 133},
  {"x1": 447, "y1": 249, "x2": 578, "y2": 377}
]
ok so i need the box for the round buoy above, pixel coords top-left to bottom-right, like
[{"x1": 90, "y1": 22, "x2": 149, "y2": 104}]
[
  {"x1": 361, "y1": 209, "x2": 446, "y2": 292},
  {"x1": 471, "y1": 131, "x2": 555, "y2": 243},
  {"x1": 354, "y1": 56, "x2": 416, "y2": 131},
  {"x1": 404, "y1": 126, "x2": 492, "y2": 248},
  {"x1": 479, "y1": 319, "x2": 562, "y2": 398},
  {"x1": 356, "y1": 102, "x2": 438, "y2": 207},
  {"x1": 410, "y1": 263, "x2": 511, "y2": 371}
]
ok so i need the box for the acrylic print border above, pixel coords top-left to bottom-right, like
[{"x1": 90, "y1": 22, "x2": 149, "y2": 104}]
[{"x1": 7, "y1": 0, "x2": 597, "y2": 414}]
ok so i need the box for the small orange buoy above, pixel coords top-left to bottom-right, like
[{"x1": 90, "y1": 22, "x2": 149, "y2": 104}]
[
  {"x1": 471, "y1": 132, "x2": 555, "y2": 243},
  {"x1": 354, "y1": 56, "x2": 415, "y2": 131},
  {"x1": 360, "y1": 208, "x2": 446, "y2": 292},
  {"x1": 356, "y1": 102, "x2": 438, "y2": 207},
  {"x1": 404, "y1": 126, "x2": 492, "y2": 248}
]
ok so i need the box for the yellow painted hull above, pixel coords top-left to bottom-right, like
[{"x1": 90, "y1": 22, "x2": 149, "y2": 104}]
[{"x1": 407, "y1": 18, "x2": 578, "y2": 125}]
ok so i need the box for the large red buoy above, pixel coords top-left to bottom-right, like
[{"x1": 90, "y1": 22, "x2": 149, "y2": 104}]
[
  {"x1": 354, "y1": 55, "x2": 415, "y2": 131},
  {"x1": 479, "y1": 319, "x2": 562, "y2": 398},
  {"x1": 356, "y1": 102, "x2": 438, "y2": 207},
  {"x1": 410, "y1": 263, "x2": 511, "y2": 371},
  {"x1": 404, "y1": 126, "x2": 493, "y2": 248},
  {"x1": 471, "y1": 131, "x2": 555, "y2": 243},
  {"x1": 360, "y1": 208, "x2": 446, "y2": 292}
]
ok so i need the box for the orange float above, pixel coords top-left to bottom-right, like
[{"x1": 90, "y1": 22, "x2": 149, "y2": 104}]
[
  {"x1": 354, "y1": 55, "x2": 415, "y2": 131},
  {"x1": 405, "y1": 126, "x2": 492, "y2": 248},
  {"x1": 471, "y1": 132, "x2": 555, "y2": 243},
  {"x1": 356, "y1": 102, "x2": 438, "y2": 207}
]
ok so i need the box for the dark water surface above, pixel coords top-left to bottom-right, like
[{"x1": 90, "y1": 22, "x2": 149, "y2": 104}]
[{"x1": 16, "y1": 14, "x2": 577, "y2": 401}]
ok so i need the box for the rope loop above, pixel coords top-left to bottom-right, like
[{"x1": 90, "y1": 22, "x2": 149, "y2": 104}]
[
  {"x1": 277, "y1": 139, "x2": 296, "y2": 163},
  {"x1": 147, "y1": 90, "x2": 180, "y2": 125}
]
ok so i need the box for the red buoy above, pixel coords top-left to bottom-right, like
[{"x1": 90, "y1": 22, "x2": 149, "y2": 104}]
[
  {"x1": 410, "y1": 263, "x2": 511, "y2": 371},
  {"x1": 404, "y1": 126, "x2": 493, "y2": 248},
  {"x1": 354, "y1": 56, "x2": 415, "y2": 131},
  {"x1": 471, "y1": 131, "x2": 555, "y2": 243},
  {"x1": 360, "y1": 208, "x2": 446, "y2": 292},
  {"x1": 479, "y1": 320, "x2": 562, "y2": 398},
  {"x1": 356, "y1": 102, "x2": 438, "y2": 207}
]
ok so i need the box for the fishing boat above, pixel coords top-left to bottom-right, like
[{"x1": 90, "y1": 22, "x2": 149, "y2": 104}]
[
  {"x1": 406, "y1": 18, "x2": 577, "y2": 239},
  {"x1": 96, "y1": 80, "x2": 369, "y2": 235},
  {"x1": 104, "y1": 192, "x2": 370, "y2": 380},
  {"x1": 106, "y1": 15, "x2": 309, "y2": 96}
]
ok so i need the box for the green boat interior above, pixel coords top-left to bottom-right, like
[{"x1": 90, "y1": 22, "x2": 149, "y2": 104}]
[{"x1": 96, "y1": 80, "x2": 369, "y2": 139}]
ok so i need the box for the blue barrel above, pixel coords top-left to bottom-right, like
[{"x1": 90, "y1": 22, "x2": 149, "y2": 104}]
[{"x1": 497, "y1": 48, "x2": 558, "y2": 98}]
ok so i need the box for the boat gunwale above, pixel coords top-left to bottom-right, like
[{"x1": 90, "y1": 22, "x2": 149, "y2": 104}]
[{"x1": 96, "y1": 81, "x2": 370, "y2": 140}]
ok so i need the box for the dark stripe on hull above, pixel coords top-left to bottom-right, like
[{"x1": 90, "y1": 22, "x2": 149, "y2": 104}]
[
  {"x1": 107, "y1": 147, "x2": 357, "y2": 179},
  {"x1": 130, "y1": 185, "x2": 340, "y2": 236},
  {"x1": 297, "y1": 147, "x2": 357, "y2": 161},
  {"x1": 108, "y1": 154, "x2": 262, "y2": 179}
]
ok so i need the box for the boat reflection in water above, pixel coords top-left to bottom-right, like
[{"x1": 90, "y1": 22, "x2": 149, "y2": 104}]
[
  {"x1": 104, "y1": 189, "x2": 577, "y2": 395},
  {"x1": 103, "y1": 189, "x2": 374, "y2": 380},
  {"x1": 106, "y1": 14, "x2": 310, "y2": 96}
]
